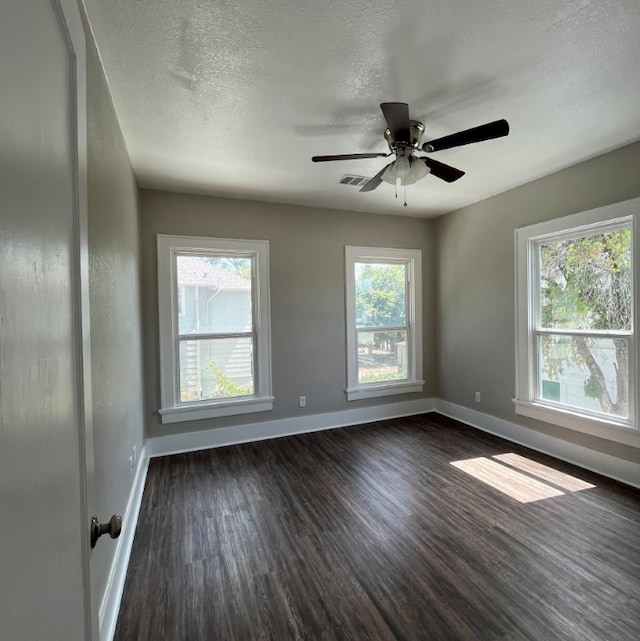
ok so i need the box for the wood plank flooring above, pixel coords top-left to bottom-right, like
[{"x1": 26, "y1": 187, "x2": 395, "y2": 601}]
[{"x1": 114, "y1": 414, "x2": 640, "y2": 641}]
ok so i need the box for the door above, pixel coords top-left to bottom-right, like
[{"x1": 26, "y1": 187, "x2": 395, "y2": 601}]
[{"x1": 0, "y1": 1, "x2": 96, "y2": 640}]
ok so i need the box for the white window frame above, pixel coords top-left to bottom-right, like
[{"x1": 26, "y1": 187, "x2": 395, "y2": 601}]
[
  {"x1": 177, "y1": 285, "x2": 185, "y2": 317},
  {"x1": 345, "y1": 246, "x2": 424, "y2": 401},
  {"x1": 157, "y1": 234, "x2": 273, "y2": 423},
  {"x1": 514, "y1": 197, "x2": 639, "y2": 447}
]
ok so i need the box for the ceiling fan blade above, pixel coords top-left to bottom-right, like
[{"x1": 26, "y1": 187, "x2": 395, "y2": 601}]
[
  {"x1": 380, "y1": 102, "x2": 411, "y2": 143},
  {"x1": 420, "y1": 157, "x2": 465, "y2": 183},
  {"x1": 359, "y1": 163, "x2": 392, "y2": 192},
  {"x1": 312, "y1": 152, "x2": 389, "y2": 162},
  {"x1": 423, "y1": 119, "x2": 509, "y2": 152}
]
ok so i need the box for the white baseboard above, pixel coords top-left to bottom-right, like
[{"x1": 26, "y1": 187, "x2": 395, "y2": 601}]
[
  {"x1": 434, "y1": 399, "x2": 640, "y2": 489},
  {"x1": 148, "y1": 398, "x2": 436, "y2": 458},
  {"x1": 147, "y1": 397, "x2": 639, "y2": 487},
  {"x1": 99, "y1": 445, "x2": 150, "y2": 641}
]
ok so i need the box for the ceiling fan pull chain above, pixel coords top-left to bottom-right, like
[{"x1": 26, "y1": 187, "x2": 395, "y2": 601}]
[{"x1": 404, "y1": 184, "x2": 408, "y2": 207}]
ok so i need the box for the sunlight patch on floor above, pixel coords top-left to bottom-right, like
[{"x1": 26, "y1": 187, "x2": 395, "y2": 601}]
[
  {"x1": 450, "y1": 457, "x2": 565, "y2": 503},
  {"x1": 493, "y1": 453, "x2": 596, "y2": 492},
  {"x1": 450, "y1": 453, "x2": 596, "y2": 503}
]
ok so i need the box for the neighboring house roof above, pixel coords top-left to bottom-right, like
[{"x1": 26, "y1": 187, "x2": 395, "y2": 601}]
[{"x1": 177, "y1": 256, "x2": 250, "y2": 290}]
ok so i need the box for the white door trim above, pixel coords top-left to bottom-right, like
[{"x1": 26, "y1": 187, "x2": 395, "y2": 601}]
[{"x1": 55, "y1": 0, "x2": 96, "y2": 638}]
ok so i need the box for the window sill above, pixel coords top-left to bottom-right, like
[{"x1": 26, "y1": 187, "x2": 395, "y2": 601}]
[
  {"x1": 513, "y1": 399, "x2": 639, "y2": 447},
  {"x1": 346, "y1": 380, "x2": 424, "y2": 401},
  {"x1": 159, "y1": 396, "x2": 274, "y2": 424}
]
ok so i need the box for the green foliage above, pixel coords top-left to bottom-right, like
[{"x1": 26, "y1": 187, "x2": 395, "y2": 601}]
[
  {"x1": 355, "y1": 263, "x2": 406, "y2": 328},
  {"x1": 205, "y1": 256, "x2": 251, "y2": 280},
  {"x1": 539, "y1": 228, "x2": 631, "y2": 415},
  {"x1": 539, "y1": 335, "x2": 570, "y2": 381},
  {"x1": 540, "y1": 229, "x2": 631, "y2": 330},
  {"x1": 181, "y1": 363, "x2": 252, "y2": 401},
  {"x1": 180, "y1": 387, "x2": 201, "y2": 402},
  {"x1": 584, "y1": 375, "x2": 605, "y2": 400},
  {"x1": 359, "y1": 370, "x2": 406, "y2": 384},
  {"x1": 206, "y1": 362, "x2": 252, "y2": 398}
]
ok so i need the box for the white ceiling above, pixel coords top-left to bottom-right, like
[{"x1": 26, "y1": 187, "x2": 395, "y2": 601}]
[{"x1": 84, "y1": 0, "x2": 640, "y2": 218}]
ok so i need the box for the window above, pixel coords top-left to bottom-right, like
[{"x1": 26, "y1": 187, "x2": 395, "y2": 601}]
[
  {"x1": 345, "y1": 246, "x2": 423, "y2": 401},
  {"x1": 157, "y1": 235, "x2": 273, "y2": 423},
  {"x1": 515, "y1": 198, "x2": 639, "y2": 446}
]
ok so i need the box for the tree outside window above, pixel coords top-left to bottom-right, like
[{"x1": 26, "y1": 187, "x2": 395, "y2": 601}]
[
  {"x1": 345, "y1": 246, "x2": 423, "y2": 401},
  {"x1": 514, "y1": 200, "x2": 637, "y2": 441},
  {"x1": 355, "y1": 262, "x2": 408, "y2": 384},
  {"x1": 538, "y1": 228, "x2": 631, "y2": 417}
]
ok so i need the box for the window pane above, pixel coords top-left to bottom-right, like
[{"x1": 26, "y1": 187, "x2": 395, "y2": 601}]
[
  {"x1": 176, "y1": 254, "x2": 252, "y2": 334},
  {"x1": 538, "y1": 334, "x2": 629, "y2": 418},
  {"x1": 179, "y1": 337, "x2": 254, "y2": 402},
  {"x1": 357, "y1": 330, "x2": 408, "y2": 384},
  {"x1": 355, "y1": 262, "x2": 406, "y2": 328},
  {"x1": 539, "y1": 228, "x2": 631, "y2": 330}
]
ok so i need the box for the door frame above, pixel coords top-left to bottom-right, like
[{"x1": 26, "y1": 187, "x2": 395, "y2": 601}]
[{"x1": 56, "y1": 0, "x2": 97, "y2": 638}]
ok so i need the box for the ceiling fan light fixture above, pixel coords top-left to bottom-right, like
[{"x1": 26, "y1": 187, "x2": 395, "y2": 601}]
[{"x1": 381, "y1": 156, "x2": 430, "y2": 186}]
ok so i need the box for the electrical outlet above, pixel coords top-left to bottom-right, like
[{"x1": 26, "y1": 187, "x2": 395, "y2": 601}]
[
  {"x1": 299, "y1": 395, "x2": 306, "y2": 408},
  {"x1": 128, "y1": 455, "x2": 134, "y2": 477},
  {"x1": 475, "y1": 391, "x2": 481, "y2": 403}
]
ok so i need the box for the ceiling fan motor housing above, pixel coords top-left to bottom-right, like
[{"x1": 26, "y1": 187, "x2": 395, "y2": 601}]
[{"x1": 384, "y1": 120, "x2": 425, "y2": 153}]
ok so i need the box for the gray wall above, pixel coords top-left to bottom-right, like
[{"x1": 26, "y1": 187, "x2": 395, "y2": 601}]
[
  {"x1": 85, "y1": 18, "x2": 145, "y2": 614},
  {"x1": 434, "y1": 140, "x2": 640, "y2": 463},
  {"x1": 140, "y1": 191, "x2": 435, "y2": 438}
]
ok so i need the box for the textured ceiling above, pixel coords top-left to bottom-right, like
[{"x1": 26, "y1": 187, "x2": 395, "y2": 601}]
[{"x1": 83, "y1": 0, "x2": 640, "y2": 218}]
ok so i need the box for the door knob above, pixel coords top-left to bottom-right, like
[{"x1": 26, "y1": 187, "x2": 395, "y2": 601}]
[{"x1": 90, "y1": 514, "x2": 122, "y2": 548}]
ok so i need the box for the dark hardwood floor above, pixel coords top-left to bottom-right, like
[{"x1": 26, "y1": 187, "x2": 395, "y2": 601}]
[{"x1": 114, "y1": 414, "x2": 640, "y2": 641}]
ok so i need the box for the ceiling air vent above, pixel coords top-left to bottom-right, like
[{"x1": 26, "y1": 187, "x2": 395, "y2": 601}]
[{"x1": 339, "y1": 174, "x2": 371, "y2": 187}]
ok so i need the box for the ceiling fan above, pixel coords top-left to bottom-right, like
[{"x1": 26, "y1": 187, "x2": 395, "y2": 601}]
[{"x1": 311, "y1": 103, "x2": 509, "y2": 196}]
